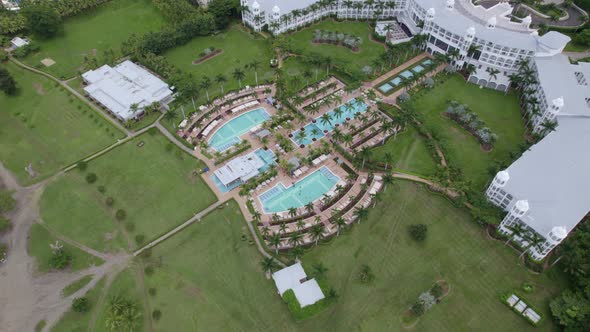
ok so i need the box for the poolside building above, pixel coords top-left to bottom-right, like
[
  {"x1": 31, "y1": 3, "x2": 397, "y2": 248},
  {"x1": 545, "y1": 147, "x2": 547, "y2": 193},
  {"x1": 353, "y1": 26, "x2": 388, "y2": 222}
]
[
  {"x1": 82, "y1": 60, "x2": 174, "y2": 122},
  {"x1": 272, "y1": 263, "x2": 325, "y2": 307},
  {"x1": 9, "y1": 37, "x2": 29, "y2": 49},
  {"x1": 213, "y1": 151, "x2": 267, "y2": 189},
  {"x1": 486, "y1": 116, "x2": 590, "y2": 260}
]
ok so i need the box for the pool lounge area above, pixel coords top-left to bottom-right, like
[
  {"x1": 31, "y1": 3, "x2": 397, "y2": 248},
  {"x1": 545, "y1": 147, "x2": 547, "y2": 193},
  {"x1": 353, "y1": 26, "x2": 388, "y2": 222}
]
[
  {"x1": 259, "y1": 166, "x2": 340, "y2": 214},
  {"x1": 211, "y1": 148, "x2": 277, "y2": 193},
  {"x1": 208, "y1": 108, "x2": 271, "y2": 151},
  {"x1": 291, "y1": 99, "x2": 368, "y2": 146},
  {"x1": 377, "y1": 59, "x2": 434, "y2": 94}
]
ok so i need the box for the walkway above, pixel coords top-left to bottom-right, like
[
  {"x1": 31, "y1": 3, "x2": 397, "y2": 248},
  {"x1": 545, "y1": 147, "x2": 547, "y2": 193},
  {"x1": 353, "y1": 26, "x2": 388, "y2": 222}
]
[{"x1": 565, "y1": 50, "x2": 590, "y2": 60}]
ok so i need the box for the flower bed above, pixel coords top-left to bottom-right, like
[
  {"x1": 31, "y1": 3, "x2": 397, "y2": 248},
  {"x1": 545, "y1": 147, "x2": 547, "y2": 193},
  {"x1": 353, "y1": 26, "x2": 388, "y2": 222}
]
[
  {"x1": 444, "y1": 100, "x2": 497, "y2": 151},
  {"x1": 192, "y1": 48, "x2": 223, "y2": 65},
  {"x1": 312, "y1": 29, "x2": 362, "y2": 52}
]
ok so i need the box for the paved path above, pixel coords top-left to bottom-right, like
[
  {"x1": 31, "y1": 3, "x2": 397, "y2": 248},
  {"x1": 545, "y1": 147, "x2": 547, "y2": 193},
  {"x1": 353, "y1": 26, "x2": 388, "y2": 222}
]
[
  {"x1": 9, "y1": 57, "x2": 131, "y2": 136},
  {"x1": 565, "y1": 50, "x2": 590, "y2": 60},
  {"x1": 154, "y1": 121, "x2": 197, "y2": 157}
]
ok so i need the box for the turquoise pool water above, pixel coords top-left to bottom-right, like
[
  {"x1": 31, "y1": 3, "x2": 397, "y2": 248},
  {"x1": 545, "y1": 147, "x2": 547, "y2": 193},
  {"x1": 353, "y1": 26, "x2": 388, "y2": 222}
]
[
  {"x1": 292, "y1": 99, "x2": 368, "y2": 146},
  {"x1": 259, "y1": 166, "x2": 340, "y2": 213},
  {"x1": 208, "y1": 108, "x2": 270, "y2": 151},
  {"x1": 378, "y1": 83, "x2": 393, "y2": 93},
  {"x1": 412, "y1": 65, "x2": 425, "y2": 73},
  {"x1": 400, "y1": 70, "x2": 414, "y2": 79},
  {"x1": 211, "y1": 148, "x2": 276, "y2": 193},
  {"x1": 422, "y1": 59, "x2": 433, "y2": 65},
  {"x1": 390, "y1": 77, "x2": 402, "y2": 86}
]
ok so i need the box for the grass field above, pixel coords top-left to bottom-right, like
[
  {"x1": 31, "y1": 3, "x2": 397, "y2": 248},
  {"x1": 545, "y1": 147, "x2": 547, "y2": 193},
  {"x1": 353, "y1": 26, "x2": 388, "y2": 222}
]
[
  {"x1": 164, "y1": 24, "x2": 274, "y2": 100},
  {"x1": 0, "y1": 62, "x2": 121, "y2": 185},
  {"x1": 410, "y1": 74, "x2": 526, "y2": 189},
  {"x1": 52, "y1": 277, "x2": 106, "y2": 332},
  {"x1": 371, "y1": 125, "x2": 438, "y2": 177},
  {"x1": 288, "y1": 20, "x2": 386, "y2": 78},
  {"x1": 40, "y1": 132, "x2": 217, "y2": 252},
  {"x1": 28, "y1": 223, "x2": 104, "y2": 273},
  {"x1": 24, "y1": 0, "x2": 166, "y2": 79}
]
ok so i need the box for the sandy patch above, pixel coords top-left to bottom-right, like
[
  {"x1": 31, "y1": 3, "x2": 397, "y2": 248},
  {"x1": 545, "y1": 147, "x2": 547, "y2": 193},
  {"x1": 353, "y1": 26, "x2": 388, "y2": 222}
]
[
  {"x1": 41, "y1": 58, "x2": 56, "y2": 67},
  {"x1": 33, "y1": 83, "x2": 45, "y2": 95}
]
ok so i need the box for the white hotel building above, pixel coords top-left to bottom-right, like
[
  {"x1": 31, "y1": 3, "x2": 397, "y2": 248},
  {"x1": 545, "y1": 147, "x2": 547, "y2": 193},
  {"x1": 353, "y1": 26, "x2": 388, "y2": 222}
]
[{"x1": 241, "y1": 0, "x2": 570, "y2": 91}]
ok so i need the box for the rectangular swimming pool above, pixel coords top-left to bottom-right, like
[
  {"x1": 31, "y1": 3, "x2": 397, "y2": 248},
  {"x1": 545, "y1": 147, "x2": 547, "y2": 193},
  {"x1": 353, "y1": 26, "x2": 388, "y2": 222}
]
[
  {"x1": 259, "y1": 166, "x2": 340, "y2": 213},
  {"x1": 400, "y1": 70, "x2": 414, "y2": 79},
  {"x1": 208, "y1": 108, "x2": 270, "y2": 151},
  {"x1": 378, "y1": 83, "x2": 393, "y2": 93},
  {"x1": 412, "y1": 65, "x2": 425, "y2": 73}
]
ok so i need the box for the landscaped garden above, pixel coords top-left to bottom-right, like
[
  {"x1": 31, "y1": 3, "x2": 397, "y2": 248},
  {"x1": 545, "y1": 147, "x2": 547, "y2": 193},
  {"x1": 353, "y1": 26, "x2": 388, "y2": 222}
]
[
  {"x1": 23, "y1": 0, "x2": 166, "y2": 79},
  {"x1": 406, "y1": 74, "x2": 526, "y2": 189},
  {"x1": 0, "y1": 62, "x2": 122, "y2": 185},
  {"x1": 40, "y1": 132, "x2": 217, "y2": 252}
]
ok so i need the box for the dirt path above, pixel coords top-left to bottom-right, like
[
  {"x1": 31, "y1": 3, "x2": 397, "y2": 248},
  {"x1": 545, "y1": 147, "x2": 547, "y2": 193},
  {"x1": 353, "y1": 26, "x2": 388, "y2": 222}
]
[{"x1": 0, "y1": 163, "x2": 132, "y2": 332}]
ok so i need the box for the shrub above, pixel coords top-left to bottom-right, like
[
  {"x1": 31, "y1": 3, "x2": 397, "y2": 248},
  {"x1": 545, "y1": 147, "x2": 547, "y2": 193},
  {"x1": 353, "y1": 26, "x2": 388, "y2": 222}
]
[
  {"x1": 85, "y1": 173, "x2": 97, "y2": 184},
  {"x1": 148, "y1": 287, "x2": 157, "y2": 296},
  {"x1": 135, "y1": 234, "x2": 145, "y2": 245},
  {"x1": 144, "y1": 265, "x2": 154, "y2": 276},
  {"x1": 410, "y1": 301, "x2": 425, "y2": 316},
  {"x1": 0, "y1": 216, "x2": 11, "y2": 233},
  {"x1": 72, "y1": 297, "x2": 90, "y2": 313},
  {"x1": 0, "y1": 190, "x2": 16, "y2": 213},
  {"x1": 522, "y1": 282, "x2": 534, "y2": 293},
  {"x1": 430, "y1": 283, "x2": 443, "y2": 298},
  {"x1": 115, "y1": 209, "x2": 126, "y2": 221},
  {"x1": 97, "y1": 185, "x2": 106, "y2": 194},
  {"x1": 152, "y1": 309, "x2": 162, "y2": 321},
  {"x1": 358, "y1": 264, "x2": 374, "y2": 283},
  {"x1": 49, "y1": 249, "x2": 72, "y2": 269},
  {"x1": 408, "y1": 224, "x2": 427, "y2": 242},
  {"x1": 125, "y1": 222, "x2": 135, "y2": 232},
  {"x1": 105, "y1": 197, "x2": 115, "y2": 206}
]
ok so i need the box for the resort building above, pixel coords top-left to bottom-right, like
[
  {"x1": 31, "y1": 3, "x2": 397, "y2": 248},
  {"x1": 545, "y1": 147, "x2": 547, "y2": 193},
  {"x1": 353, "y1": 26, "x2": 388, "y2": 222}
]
[
  {"x1": 213, "y1": 150, "x2": 268, "y2": 190},
  {"x1": 82, "y1": 60, "x2": 174, "y2": 122},
  {"x1": 486, "y1": 116, "x2": 590, "y2": 260},
  {"x1": 1, "y1": 0, "x2": 20, "y2": 11},
  {"x1": 272, "y1": 263, "x2": 325, "y2": 307},
  {"x1": 9, "y1": 37, "x2": 29, "y2": 50},
  {"x1": 241, "y1": 0, "x2": 570, "y2": 91}
]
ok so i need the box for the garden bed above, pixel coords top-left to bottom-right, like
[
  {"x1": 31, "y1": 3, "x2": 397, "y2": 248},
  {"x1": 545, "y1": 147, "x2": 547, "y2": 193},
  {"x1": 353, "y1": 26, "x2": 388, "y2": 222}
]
[{"x1": 192, "y1": 49, "x2": 223, "y2": 65}]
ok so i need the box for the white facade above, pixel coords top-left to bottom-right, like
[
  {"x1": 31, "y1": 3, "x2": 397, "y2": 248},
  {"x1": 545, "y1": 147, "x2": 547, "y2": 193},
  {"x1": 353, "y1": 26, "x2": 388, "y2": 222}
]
[
  {"x1": 487, "y1": 116, "x2": 590, "y2": 260},
  {"x1": 241, "y1": 0, "x2": 570, "y2": 92},
  {"x1": 82, "y1": 60, "x2": 174, "y2": 121},
  {"x1": 272, "y1": 263, "x2": 325, "y2": 307}
]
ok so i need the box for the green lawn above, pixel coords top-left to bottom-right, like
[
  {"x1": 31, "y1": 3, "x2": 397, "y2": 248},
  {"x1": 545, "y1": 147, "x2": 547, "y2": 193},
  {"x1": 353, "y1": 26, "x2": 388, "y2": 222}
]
[
  {"x1": 40, "y1": 132, "x2": 217, "y2": 252},
  {"x1": 52, "y1": 277, "x2": 106, "y2": 332},
  {"x1": 62, "y1": 275, "x2": 93, "y2": 297},
  {"x1": 143, "y1": 200, "x2": 294, "y2": 331},
  {"x1": 164, "y1": 24, "x2": 274, "y2": 101},
  {"x1": 282, "y1": 56, "x2": 329, "y2": 91},
  {"x1": 0, "y1": 62, "x2": 121, "y2": 185},
  {"x1": 28, "y1": 223, "x2": 104, "y2": 273},
  {"x1": 23, "y1": 0, "x2": 166, "y2": 79},
  {"x1": 371, "y1": 125, "x2": 438, "y2": 177},
  {"x1": 410, "y1": 74, "x2": 526, "y2": 189},
  {"x1": 288, "y1": 20, "x2": 386, "y2": 78}
]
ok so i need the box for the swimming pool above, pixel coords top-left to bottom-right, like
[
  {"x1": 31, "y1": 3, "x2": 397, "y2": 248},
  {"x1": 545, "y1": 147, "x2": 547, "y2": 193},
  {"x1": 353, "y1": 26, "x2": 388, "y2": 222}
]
[
  {"x1": 422, "y1": 59, "x2": 433, "y2": 65},
  {"x1": 292, "y1": 98, "x2": 368, "y2": 146},
  {"x1": 390, "y1": 77, "x2": 402, "y2": 86},
  {"x1": 378, "y1": 83, "x2": 393, "y2": 93},
  {"x1": 208, "y1": 108, "x2": 270, "y2": 151},
  {"x1": 400, "y1": 70, "x2": 414, "y2": 79},
  {"x1": 412, "y1": 65, "x2": 425, "y2": 73},
  {"x1": 259, "y1": 166, "x2": 340, "y2": 213}
]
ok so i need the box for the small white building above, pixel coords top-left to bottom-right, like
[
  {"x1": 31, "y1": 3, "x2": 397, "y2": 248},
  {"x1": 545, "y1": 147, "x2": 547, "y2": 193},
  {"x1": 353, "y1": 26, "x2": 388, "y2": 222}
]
[
  {"x1": 1, "y1": 0, "x2": 20, "y2": 11},
  {"x1": 82, "y1": 60, "x2": 174, "y2": 122},
  {"x1": 214, "y1": 151, "x2": 266, "y2": 189},
  {"x1": 10, "y1": 37, "x2": 30, "y2": 49},
  {"x1": 272, "y1": 263, "x2": 325, "y2": 307}
]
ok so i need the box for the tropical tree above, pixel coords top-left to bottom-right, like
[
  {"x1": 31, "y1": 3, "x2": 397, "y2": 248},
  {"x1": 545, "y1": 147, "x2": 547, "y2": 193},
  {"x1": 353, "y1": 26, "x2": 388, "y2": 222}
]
[
  {"x1": 310, "y1": 223, "x2": 325, "y2": 246},
  {"x1": 312, "y1": 262, "x2": 328, "y2": 278},
  {"x1": 519, "y1": 231, "x2": 545, "y2": 259},
  {"x1": 504, "y1": 223, "x2": 526, "y2": 246},
  {"x1": 163, "y1": 109, "x2": 178, "y2": 123},
  {"x1": 383, "y1": 152, "x2": 393, "y2": 170},
  {"x1": 353, "y1": 206, "x2": 369, "y2": 224},
  {"x1": 305, "y1": 202, "x2": 315, "y2": 215},
  {"x1": 200, "y1": 76, "x2": 212, "y2": 102},
  {"x1": 320, "y1": 113, "x2": 332, "y2": 127},
  {"x1": 270, "y1": 232, "x2": 282, "y2": 254},
  {"x1": 332, "y1": 216, "x2": 346, "y2": 236},
  {"x1": 288, "y1": 207, "x2": 298, "y2": 219},
  {"x1": 486, "y1": 67, "x2": 500, "y2": 86},
  {"x1": 260, "y1": 257, "x2": 278, "y2": 277},
  {"x1": 233, "y1": 68, "x2": 246, "y2": 88},
  {"x1": 248, "y1": 60, "x2": 261, "y2": 85},
  {"x1": 215, "y1": 73, "x2": 227, "y2": 94},
  {"x1": 289, "y1": 232, "x2": 303, "y2": 247},
  {"x1": 383, "y1": 172, "x2": 394, "y2": 191},
  {"x1": 291, "y1": 246, "x2": 304, "y2": 261}
]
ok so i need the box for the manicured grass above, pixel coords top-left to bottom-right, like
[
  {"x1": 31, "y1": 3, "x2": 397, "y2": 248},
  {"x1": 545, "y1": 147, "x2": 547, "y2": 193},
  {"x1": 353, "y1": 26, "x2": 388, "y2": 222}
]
[
  {"x1": 295, "y1": 181, "x2": 566, "y2": 331},
  {"x1": 0, "y1": 62, "x2": 122, "y2": 185},
  {"x1": 23, "y1": 0, "x2": 166, "y2": 79},
  {"x1": 164, "y1": 24, "x2": 274, "y2": 101},
  {"x1": 371, "y1": 125, "x2": 438, "y2": 177},
  {"x1": 282, "y1": 56, "x2": 329, "y2": 91},
  {"x1": 288, "y1": 20, "x2": 386, "y2": 78},
  {"x1": 410, "y1": 74, "x2": 526, "y2": 189},
  {"x1": 62, "y1": 275, "x2": 93, "y2": 298},
  {"x1": 27, "y1": 223, "x2": 104, "y2": 273},
  {"x1": 143, "y1": 200, "x2": 293, "y2": 331},
  {"x1": 52, "y1": 278, "x2": 106, "y2": 332},
  {"x1": 40, "y1": 132, "x2": 217, "y2": 252}
]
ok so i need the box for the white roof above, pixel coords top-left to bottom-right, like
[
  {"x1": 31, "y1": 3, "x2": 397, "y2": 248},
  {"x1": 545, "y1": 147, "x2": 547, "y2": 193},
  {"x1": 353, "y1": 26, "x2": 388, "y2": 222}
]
[
  {"x1": 503, "y1": 117, "x2": 590, "y2": 237},
  {"x1": 214, "y1": 150, "x2": 265, "y2": 186},
  {"x1": 82, "y1": 60, "x2": 173, "y2": 120},
  {"x1": 10, "y1": 37, "x2": 29, "y2": 48},
  {"x1": 272, "y1": 263, "x2": 325, "y2": 308},
  {"x1": 247, "y1": 0, "x2": 319, "y2": 15}
]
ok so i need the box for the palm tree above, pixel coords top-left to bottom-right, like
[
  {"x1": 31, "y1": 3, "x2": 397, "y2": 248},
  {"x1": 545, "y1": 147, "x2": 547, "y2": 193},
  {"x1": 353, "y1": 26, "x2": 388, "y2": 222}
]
[
  {"x1": 383, "y1": 152, "x2": 393, "y2": 170},
  {"x1": 332, "y1": 216, "x2": 346, "y2": 236},
  {"x1": 353, "y1": 206, "x2": 369, "y2": 224},
  {"x1": 358, "y1": 147, "x2": 372, "y2": 168},
  {"x1": 291, "y1": 246, "x2": 304, "y2": 261},
  {"x1": 383, "y1": 172, "x2": 394, "y2": 191},
  {"x1": 380, "y1": 121, "x2": 395, "y2": 144},
  {"x1": 289, "y1": 232, "x2": 303, "y2": 247},
  {"x1": 270, "y1": 232, "x2": 281, "y2": 254},
  {"x1": 233, "y1": 68, "x2": 246, "y2": 89},
  {"x1": 215, "y1": 74, "x2": 227, "y2": 94},
  {"x1": 200, "y1": 76, "x2": 211, "y2": 102},
  {"x1": 288, "y1": 207, "x2": 297, "y2": 219},
  {"x1": 371, "y1": 191, "x2": 383, "y2": 208},
  {"x1": 129, "y1": 103, "x2": 140, "y2": 117},
  {"x1": 305, "y1": 202, "x2": 315, "y2": 215},
  {"x1": 320, "y1": 113, "x2": 332, "y2": 127},
  {"x1": 310, "y1": 223, "x2": 324, "y2": 246},
  {"x1": 540, "y1": 120, "x2": 557, "y2": 136},
  {"x1": 163, "y1": 109, "x2": 178, "y2": 123},
  {"x1": 252, "y1": 211, "x2": 262, "y2": 222},
  {"x1": 260, "y1": 257, "x2": 278, "y2": 277},
  {"x1": 248, "y1": 60, "x2": 261, "y2": 85},
  {"x1": 303, "y1": 68, "x2": 313, "y2": 86},
  {"x1": 312, "y1": 262, "x2": 328, "y2": 278},
  {"x1": 261, "y1": 225, "x2": 270, "y2": 238},
  {"x1": 519, "y1": 231, "x2": 545, "y2": 259},
  {"x1": 296, "y1": 219, "x2": 305, "y2": 231},
  {"x1": 343, "y1": 134, "x2": 353, "y2": 147},
  {"x1": 504, "y1": 223, "x2": 526, "y2": 246},
  {"x1": 279, "y1": 222, "x2": 287, "y2": 234},
  {"x1": 486, "y1": 67, "x2": 500, "y2": 86}
]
